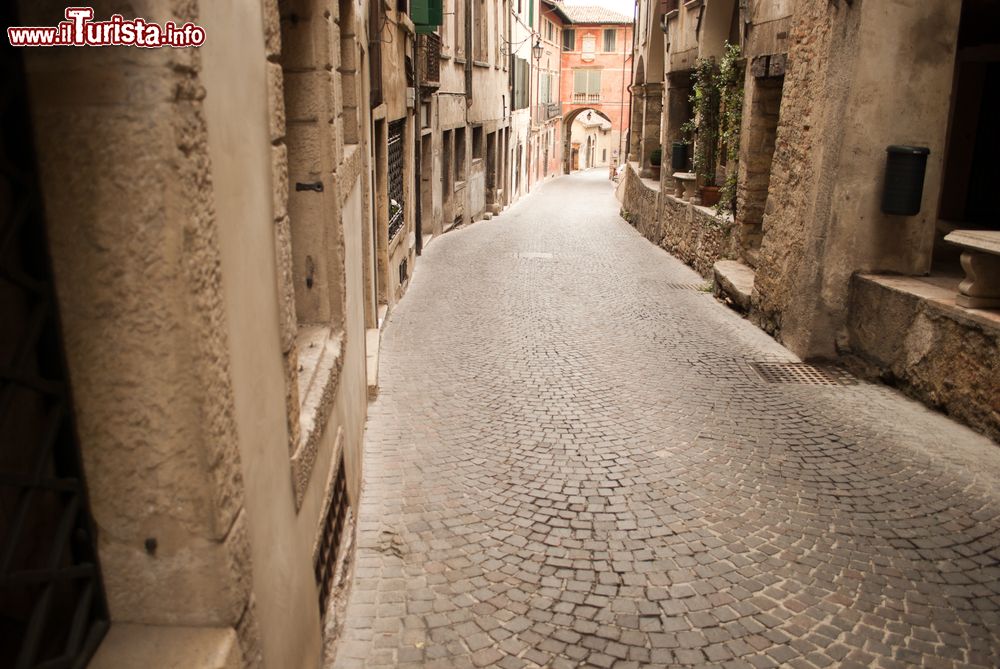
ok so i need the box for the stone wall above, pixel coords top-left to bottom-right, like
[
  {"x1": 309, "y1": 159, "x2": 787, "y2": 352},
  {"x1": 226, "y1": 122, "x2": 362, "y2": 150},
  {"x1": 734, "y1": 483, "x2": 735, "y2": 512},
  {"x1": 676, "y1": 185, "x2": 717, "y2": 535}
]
[
  {"x1": 620, "y1": 163, "x2": 739, "y2": 277},
  {"x1": 21, "y1": 0, "x2": 374, "y2": 666},
  {"x1": 21, "y1": 0, "x2": 255, "y2": 656},
  {"x1": 847, "y1": 276, "x2": 1000, "y2": 443},
  {"x1": 752, "y1": 0, "x2": 962, "y2": 358}
]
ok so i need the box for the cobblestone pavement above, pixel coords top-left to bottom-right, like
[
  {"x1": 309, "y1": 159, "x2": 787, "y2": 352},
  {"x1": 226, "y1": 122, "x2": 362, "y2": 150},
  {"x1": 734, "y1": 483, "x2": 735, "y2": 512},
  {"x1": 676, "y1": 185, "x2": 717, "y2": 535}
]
[{"x1": 334, "y1": 170, "x2": 1000, "y2": 669}]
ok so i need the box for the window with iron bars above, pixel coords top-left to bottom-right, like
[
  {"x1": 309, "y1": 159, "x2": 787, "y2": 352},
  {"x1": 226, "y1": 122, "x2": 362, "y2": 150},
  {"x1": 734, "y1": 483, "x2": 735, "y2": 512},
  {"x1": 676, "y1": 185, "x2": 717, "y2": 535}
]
[
  {"x1": 387, "y1": 119, "x2": 406, "y2": 240},
  {"x1": 1, "y1": 36, "x2": 109, "y2": 669}
]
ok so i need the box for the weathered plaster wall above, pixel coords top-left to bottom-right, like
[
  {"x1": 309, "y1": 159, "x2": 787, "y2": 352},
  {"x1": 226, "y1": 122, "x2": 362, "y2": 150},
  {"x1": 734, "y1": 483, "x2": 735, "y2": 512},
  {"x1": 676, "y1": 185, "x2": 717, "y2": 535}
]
[
  {"x1": 848, "y1": 276, "x2": 1000, "y2": 443},
  {"x1": 753, "y1": 0, "x2": 961, "y2": 359},
  {"x1": 21, "y1": 0, "x2": 253, "y2": 648}
]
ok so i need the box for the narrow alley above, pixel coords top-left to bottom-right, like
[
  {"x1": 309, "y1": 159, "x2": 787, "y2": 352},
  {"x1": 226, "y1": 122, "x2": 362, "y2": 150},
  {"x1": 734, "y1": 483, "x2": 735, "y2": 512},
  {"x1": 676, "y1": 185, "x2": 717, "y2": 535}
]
[{"x1": 333, "y1": 171, "x2": 1000, "y2": 668}]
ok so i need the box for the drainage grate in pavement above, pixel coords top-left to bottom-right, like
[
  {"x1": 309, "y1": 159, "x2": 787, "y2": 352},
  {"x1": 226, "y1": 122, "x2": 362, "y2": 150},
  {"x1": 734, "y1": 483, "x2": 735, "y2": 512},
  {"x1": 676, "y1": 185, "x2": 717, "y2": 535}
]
[
  {"x1": 750, "y1": 361, "x2": 857, "y2": 386},
  {"x1": 663, "y1": 282, "x2": 706, "y2": 290}
]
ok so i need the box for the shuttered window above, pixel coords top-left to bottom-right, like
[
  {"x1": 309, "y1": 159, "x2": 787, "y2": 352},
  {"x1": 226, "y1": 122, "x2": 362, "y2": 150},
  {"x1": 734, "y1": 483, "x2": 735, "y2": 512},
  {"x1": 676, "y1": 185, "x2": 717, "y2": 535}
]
[
  {"x1": 572, "y1": 69, "x2": 601, "y2": 95},
  {"x1": 603, "y1": 29, "x2": 615, "y2": 52}
]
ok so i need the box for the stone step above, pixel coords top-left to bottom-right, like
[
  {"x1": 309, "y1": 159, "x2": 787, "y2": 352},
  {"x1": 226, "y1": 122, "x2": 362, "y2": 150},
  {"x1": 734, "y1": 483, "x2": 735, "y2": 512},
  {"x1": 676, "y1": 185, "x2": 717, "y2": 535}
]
[{"x1": 713, "y1": 259, "x2": 755, "y2": 312}]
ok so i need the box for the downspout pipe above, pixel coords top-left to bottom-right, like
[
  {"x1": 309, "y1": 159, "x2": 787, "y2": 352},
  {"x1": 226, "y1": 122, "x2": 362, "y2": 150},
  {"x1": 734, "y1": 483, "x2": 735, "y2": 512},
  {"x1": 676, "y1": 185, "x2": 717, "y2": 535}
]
[
  {"x1": 465, "y1": 0, "x2": 473, "y2": 104},
  {"x1": 414, "y1": 35, "x2": 423, "y2": 255},
  {"x1": 625, "y1": 0, "x2": 638, "y2": 162}
]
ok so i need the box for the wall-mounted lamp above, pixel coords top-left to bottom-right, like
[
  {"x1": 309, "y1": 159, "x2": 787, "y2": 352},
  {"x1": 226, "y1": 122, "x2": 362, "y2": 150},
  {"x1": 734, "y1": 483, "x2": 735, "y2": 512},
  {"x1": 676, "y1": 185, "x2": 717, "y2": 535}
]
[{"x1": 532, "y1": 37, "x2": 544, "y2": 61}]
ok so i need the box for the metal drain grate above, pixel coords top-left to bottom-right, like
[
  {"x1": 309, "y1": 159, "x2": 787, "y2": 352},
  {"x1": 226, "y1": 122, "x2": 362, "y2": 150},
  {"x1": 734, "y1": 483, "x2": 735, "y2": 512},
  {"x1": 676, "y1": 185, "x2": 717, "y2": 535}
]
[
  {"x1": 751, "y1": 362, "x2": 857, "y2": 386},
  {"x1": 663, "y1": 282, "x2": 705, "y2": 290}
]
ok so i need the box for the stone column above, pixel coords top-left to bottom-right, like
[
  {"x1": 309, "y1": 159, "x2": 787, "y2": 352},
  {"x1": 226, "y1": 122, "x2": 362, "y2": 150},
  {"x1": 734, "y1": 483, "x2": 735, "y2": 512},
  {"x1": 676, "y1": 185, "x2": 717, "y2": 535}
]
[
  {"x1": 639, "y1": 82, "x2": 663, "y2": 178},
  {"x1": 628, "y1": 85, "x2": 645, "y2": 163}
]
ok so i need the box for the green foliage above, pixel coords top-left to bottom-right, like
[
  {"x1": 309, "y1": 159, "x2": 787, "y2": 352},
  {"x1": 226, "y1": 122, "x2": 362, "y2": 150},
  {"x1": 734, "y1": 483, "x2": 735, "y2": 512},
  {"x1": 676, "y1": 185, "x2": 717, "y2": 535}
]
[
  {"x1": 649, "y1": 148, "x2": 662, "y2": 167},
  {"x1": 682, "y1": 57, "x2": 721, "y2": 187},
  {"x1": 716, "y1": 42, "x2": 744, "y2": 217}
]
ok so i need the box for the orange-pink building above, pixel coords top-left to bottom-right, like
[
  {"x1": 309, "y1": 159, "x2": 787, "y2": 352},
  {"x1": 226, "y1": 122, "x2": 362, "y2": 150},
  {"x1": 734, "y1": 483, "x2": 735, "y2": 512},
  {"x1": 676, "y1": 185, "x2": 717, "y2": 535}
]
[{"x1": 542, "y1": 2, "x2": 633, "y2": 173}]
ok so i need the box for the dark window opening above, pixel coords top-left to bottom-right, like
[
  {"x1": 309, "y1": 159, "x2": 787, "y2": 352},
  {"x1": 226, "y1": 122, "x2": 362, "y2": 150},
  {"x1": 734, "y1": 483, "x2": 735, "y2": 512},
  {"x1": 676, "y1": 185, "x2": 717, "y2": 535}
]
[
  {"x1": 603, "y1": 28, "x2": 616, "y2": 52},
  {"x1": 562, "y1": 29, "x2": 575, "y2": 51},
  {"x1": 472, "y1": 126, "x2": 484, "y2": 160}
]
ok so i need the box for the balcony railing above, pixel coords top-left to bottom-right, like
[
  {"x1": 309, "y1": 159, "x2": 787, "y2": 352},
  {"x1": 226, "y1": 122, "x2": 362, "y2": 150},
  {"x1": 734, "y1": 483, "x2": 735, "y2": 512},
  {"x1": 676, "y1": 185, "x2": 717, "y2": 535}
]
[
  {"x1": 418, "y1": 32, "x2": 441, "y2": 89},
  {"x1": 533, "y1": 102, "x2": 562, "y2": 122},
  {"x1": 572, "y1": 93, "x2": 600, "y2": 104}
]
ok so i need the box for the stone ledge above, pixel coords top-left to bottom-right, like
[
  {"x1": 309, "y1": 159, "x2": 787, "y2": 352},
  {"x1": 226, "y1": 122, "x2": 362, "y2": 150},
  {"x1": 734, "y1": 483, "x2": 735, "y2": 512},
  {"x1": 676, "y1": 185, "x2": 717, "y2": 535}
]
[
  {"x1": 89, "y1": 624, "x2": 240, "y2": 669},
  {"x1": 713, "y1": 259, "x2": 754, "y2": 312},
  {"x1": 847, "y1": 273, "x2": 1000, "y2": 443}
]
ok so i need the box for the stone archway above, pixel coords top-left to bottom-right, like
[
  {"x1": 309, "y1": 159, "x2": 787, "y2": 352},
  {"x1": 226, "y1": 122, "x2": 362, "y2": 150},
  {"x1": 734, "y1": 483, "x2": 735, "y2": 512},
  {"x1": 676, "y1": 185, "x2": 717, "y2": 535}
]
[{"x1": 563, "y1": 107, "x2": 614, "y2": 174}]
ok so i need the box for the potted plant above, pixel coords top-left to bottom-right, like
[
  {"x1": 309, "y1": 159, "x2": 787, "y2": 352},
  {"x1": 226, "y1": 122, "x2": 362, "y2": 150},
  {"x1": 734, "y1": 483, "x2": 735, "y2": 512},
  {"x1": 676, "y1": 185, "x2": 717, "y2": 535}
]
[
  {"x1": 649, "y1": 147, "x2": 662, "y2": 180},
  {"x1": 683, "y1": 57, "x2": 722, "y2": 206}
]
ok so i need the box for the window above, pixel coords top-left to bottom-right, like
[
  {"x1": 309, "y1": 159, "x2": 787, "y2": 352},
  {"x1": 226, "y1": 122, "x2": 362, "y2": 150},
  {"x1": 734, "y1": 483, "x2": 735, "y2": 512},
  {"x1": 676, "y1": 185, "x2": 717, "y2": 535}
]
[
  {"x1": 442, "y1": 129, "x2": 453, "y2": 195},
  {"x1": 475, "y1": 0, "x2": 487, "y2": 61},
  {"x1": 572, "y1": 68, "x2": 602, "y2": 103},
  {"x1": 455, "y1": 126, "x2": 466, "y2": 181},
  {"x1": 455, "y1": 0, "x2": 465, "y2": 58},
  {"x1": 472, "y1": 125, "x2": 484, "y2": 160},
  {"x1": 603, "y1": 28, "x2": 615, "y2": 52},
  {"x1": 387, "y1": 119, "x2": 406, "y2": 240},
  {"x1": 562, "y1": 28, "x2": 574, "y2": 51},
  {"x1": 546, "y1": 19, "x2": 554, "y2": 43}
]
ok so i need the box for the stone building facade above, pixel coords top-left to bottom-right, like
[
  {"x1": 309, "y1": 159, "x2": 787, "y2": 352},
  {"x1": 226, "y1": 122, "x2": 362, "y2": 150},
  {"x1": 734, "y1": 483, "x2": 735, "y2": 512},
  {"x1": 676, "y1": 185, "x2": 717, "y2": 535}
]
[
  {"x1": 3, "y1": 0, "x2": 405, "y2": 666},
  {"x1": 6, "y1": 1, "x2": 639, "y2": 667},
  {"x1": 620, "y1": 0, "x2": 1000, "y2": 441},
  {"x1": 418, "y1": 0, "x2": 511, "y2": 241},
  {"x1": 550, "y1": 3, "x2": 632, "y2": 175}
]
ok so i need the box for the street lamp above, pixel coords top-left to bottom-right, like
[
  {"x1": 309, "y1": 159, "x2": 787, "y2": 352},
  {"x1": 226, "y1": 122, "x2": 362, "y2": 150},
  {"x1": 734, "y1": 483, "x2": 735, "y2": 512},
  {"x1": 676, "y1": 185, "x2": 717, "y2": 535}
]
[{"x1": 532, "y1": 37, "x2": 543, "y2": 61}]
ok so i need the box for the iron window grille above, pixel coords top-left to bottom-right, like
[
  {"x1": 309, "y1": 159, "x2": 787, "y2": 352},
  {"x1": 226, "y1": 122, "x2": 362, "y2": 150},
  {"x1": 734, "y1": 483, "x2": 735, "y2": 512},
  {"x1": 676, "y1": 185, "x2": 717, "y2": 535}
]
[
  {"x1": 387, "y1": 119, "x2": 406, "y2": 241},
  {"x1": 314, "y1": 456, "x2": 349, "y2": 617},
  {"x1": 419, "y1": 33, "x2": 441, "y2": 87},
  {"x1": 1, "y1": 34, "x2": 109, "y2": 669}
]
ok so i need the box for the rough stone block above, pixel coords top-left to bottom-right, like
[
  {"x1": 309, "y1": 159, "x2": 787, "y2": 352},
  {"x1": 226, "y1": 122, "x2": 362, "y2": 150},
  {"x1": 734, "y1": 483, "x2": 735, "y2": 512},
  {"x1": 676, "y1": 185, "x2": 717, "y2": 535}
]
[
  {"x1": 272, "y1": 143, "x2": 289, "y2": 221},
  {"x1": 262, "y1": 0, "x2": 281, "y2": 59},
  {"x1": 266, "y1": 62, "x2": 286, "y2": 143}
]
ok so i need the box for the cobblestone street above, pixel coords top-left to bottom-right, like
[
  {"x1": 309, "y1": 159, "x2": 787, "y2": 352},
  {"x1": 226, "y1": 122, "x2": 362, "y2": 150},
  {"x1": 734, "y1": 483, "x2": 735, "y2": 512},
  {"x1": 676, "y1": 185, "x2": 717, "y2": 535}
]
[{"x1": 334, "y1": 170, "x2": 1000, "y2": 669}]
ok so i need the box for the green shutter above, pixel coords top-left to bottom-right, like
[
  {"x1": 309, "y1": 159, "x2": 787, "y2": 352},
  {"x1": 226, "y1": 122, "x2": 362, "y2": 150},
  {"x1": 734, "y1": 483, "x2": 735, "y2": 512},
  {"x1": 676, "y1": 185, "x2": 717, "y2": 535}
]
[
  {"x1": 411, "y1": 0, "x2": 429, "y2": 24},
  {"x1": 429, "y1": 0, "x2": 442, "y2": 24},
  {"x1": 411, "y1": 0, "x2": 442, "y2": 27},
  {"x1": 573, "y1": 70, "x2": 586, "y2": 94}
]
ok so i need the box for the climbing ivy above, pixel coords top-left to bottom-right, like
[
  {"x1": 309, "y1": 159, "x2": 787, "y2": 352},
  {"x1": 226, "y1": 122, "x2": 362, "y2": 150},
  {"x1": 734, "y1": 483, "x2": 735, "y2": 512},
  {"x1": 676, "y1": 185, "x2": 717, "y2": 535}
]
[
  {"x1": 717, "y1": 42, "x2": 744, "y2": 217},
  {"x1": 681, "y1": 57, "x2": 721, "y2": 187}
]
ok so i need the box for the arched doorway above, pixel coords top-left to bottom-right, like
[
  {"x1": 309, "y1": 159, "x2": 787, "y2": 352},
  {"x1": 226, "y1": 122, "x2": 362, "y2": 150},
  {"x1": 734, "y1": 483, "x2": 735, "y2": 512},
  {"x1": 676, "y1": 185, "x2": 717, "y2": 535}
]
[{"x1": 563, "y1": 107, "x2": 615, "y2": 174}]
